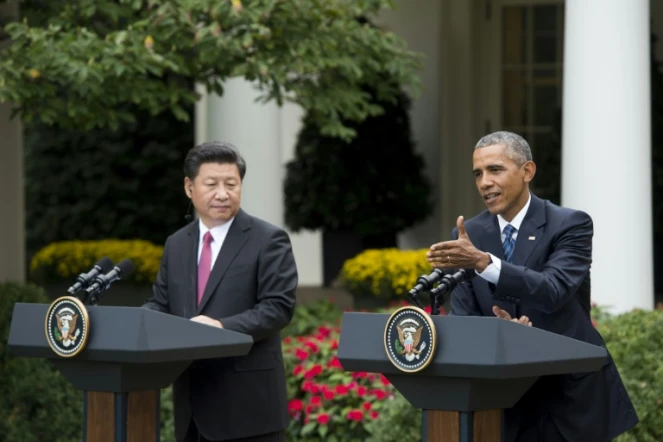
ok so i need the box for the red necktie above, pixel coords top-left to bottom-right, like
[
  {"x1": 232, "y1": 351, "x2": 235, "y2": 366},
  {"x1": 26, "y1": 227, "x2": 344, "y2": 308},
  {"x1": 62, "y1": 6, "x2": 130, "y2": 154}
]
[{"x1": 197, "y1": 231, "x2": 214, "y2": 305}]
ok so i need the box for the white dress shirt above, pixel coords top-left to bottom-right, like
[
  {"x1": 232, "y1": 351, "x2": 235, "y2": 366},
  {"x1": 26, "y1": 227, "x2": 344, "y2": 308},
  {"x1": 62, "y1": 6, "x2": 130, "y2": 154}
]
[
  {"x1": 477, "y1": 193, "x2": 532, "y2": 284},
  {"x1": 197, "y1": 218, "x2": 235, "y2": 270}
]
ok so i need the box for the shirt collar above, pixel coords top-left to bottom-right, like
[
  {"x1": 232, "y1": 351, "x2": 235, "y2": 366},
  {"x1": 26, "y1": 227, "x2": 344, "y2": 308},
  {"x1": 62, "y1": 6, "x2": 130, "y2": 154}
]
[
  {"x1": 198, "y1": 217, "x2": 234, "y2": 243},
  {"x1": 497, "y1": 192, "x2": 531, "y2": 233}
]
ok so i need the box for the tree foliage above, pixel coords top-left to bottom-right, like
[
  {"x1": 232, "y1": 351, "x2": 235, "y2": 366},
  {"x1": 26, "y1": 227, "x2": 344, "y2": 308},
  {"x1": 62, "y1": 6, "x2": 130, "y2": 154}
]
[{"x1": 0, "y1": 0, "x2": 423, "y2": 140}]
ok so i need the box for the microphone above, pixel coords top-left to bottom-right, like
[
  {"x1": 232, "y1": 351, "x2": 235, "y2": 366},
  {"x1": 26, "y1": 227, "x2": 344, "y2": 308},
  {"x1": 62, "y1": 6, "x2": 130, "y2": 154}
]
[
  {"x1": 67, "y1": 257, "x2": 114, "y2": 296},
  {"x1": 406, "y1": 269, "x2": 446, "y2": 308},
  {"x1": 429, "y1": 269, "x2": 476, "y2": 315},
  {"x1": 83, "y1": 259, "x2": 136, "y2": 305},
  {"x1": 184, "y1": 200, "x2": 193, "y2": 222}
]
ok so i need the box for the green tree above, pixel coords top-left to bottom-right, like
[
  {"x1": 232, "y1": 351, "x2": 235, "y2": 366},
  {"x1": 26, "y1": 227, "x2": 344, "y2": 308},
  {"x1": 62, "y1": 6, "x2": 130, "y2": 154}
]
[{"x1": 0, "y1": 0, "x2": 422, "y2": 140}]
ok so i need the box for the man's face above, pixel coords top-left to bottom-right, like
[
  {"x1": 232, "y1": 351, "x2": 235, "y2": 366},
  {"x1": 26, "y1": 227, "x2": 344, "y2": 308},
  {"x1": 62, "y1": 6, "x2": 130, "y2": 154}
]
[
  {"x1": 472, "y1": 144, "x2": 535, "y2": 222},
  {"x1": 184, "y1": 162, "x2": 242, "y2": 228}
]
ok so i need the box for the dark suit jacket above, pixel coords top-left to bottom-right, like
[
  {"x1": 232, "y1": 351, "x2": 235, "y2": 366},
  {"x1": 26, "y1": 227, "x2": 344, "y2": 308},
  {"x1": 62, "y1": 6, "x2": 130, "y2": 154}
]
[
  {"x1": 143, "y1": 209, "x2": 297, "y2": 441},
  {"x1": 450, "y1": 194, "x2": 638, "y2": 441}
]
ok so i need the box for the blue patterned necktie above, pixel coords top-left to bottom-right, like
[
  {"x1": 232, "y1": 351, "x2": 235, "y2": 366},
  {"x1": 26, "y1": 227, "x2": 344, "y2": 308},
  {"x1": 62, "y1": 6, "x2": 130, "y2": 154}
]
[{"x1": 502, "y1": 224, "x2": 517, "y2": 263}]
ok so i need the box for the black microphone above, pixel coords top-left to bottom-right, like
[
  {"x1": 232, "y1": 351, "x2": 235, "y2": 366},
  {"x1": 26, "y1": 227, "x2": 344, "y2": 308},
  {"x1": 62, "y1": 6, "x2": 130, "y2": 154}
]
[
  {"x1": 406, "y1": 269, "x2": 446, "y2": 308},
  {"x1": 429, "y1": 269, "x2": 476, "y2": 315},
  {"x1": 67, "y1": 257, "x2": 114, "y2": 296},
  {"x1": 184, "y1": 200, "x2": 193, "y2": 222},
  {"x1": 83, "y1": 259, "x2": 135, "y2": 305}
]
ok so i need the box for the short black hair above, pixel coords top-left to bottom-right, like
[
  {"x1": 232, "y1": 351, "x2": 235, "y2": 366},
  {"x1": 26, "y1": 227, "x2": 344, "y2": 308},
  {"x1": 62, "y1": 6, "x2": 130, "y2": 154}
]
[{"x1": 183, "y1": 141, "x2": 247, "y2": 180}]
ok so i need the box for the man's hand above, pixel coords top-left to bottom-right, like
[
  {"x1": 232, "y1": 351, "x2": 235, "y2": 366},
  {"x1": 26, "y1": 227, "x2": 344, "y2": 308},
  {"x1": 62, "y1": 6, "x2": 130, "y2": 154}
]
[
  {"x1": 427, "y1": 216, "x2": 491, "y2": 271},
  {"x1": 191, "y1": 315, "x2": 223, "y2": 328},
  {"x1": 492, "y1": 306, "x2": 532, "y2": 326}
]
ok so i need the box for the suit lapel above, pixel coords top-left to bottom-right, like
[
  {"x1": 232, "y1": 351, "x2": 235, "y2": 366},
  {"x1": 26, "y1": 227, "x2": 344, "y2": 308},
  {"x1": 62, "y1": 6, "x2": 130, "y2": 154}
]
[
  {"x1": 186, "y1": 221, "x2": 199, "y2": 318},
  {"x1": 196, "y1": 210, "x2": 251, "y2": 313},
  {"x1": 480, "y1": 215, "x2": 506, "y2": 262},
  {"x1": 511, "y1": 195, "x2": 546, "y2": 266}
]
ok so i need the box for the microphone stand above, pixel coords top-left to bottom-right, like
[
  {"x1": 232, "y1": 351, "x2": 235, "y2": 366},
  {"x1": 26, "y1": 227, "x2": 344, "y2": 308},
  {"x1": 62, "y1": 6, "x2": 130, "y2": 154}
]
[{"x1": 428, "y1": 269, "x2": 473, "y2": 315}]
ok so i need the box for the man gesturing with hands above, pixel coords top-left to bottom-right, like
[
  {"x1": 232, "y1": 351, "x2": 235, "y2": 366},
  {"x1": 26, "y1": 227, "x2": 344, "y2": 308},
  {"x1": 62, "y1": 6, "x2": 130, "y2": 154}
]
[{"x1": 426, "y1": 132, "x2": 637, "y2": 442}]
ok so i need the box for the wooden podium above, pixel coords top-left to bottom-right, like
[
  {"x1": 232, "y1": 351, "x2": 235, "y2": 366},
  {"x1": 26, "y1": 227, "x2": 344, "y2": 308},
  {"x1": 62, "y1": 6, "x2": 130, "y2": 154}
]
[
  {"x1": 338, "y1": 313, "x2": 607, "y2": 442},
  {"x1": 8, "y1": 303, "x2": 253, "y2": 442}
]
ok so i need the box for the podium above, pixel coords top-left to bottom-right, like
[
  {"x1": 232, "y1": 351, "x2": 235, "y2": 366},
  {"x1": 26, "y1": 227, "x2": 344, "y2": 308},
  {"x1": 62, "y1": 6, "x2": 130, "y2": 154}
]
[
  {"x1": 8, "y1": 302, "x2": 253, "y2": 442},
  {"x1": 338, "y1": 312, "x2": 607, "y2": 442}
]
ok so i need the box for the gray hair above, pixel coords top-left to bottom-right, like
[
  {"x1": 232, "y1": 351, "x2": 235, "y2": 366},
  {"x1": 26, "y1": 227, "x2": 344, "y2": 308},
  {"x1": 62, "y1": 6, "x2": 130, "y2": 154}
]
[{"x1": 474, "y1": 131, "x2": 532, "y2": 166}]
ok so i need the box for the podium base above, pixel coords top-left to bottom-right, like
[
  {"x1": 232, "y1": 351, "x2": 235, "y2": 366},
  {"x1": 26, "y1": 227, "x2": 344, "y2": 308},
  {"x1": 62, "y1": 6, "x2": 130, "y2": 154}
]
[
  {"x1": 424, "y1": 409, "x2": 502, "y2": 442},
  {"x1": 83, "y1": 390, "x2": 160, "y2": 442}
]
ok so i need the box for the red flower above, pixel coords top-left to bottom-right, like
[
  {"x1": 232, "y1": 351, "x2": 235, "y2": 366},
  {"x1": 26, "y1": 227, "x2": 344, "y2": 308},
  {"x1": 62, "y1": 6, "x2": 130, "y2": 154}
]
[
  {"x1": 288, "y1": 399, "x2": 303, "y2": 414},
  {"x1": 302, "y1": 380, "x2": 320, "y2": 394},
  {"x1": 284, "y1": 337, "x2": 292, "y2": 344},
  {"x1": 356, "y1": 386, "x2": 367, "y2": 397},
  {"x1": 330, "y1": 339, "x2": 339, "y2": 350},
  {"x1": 304, "y1": 341, "x2": 319, "y2": 353},
  {"x1": 292, "y1": 365, "x2": 304, "y2": 376},
  {"x1": 346, "y1": 410, "x2": 364, "y2": 421},
  {"x1": 370, "y1": 411, "x2": 379, "y2": 420},
  {"x1": 305, "y1": 404, "x2": 314, "y2": 414},
  {"x1": 317, "y1": 413, "x2": 330, "y2": 425},
  {"x1": 424, "y1": 305, "x2": 432, "y2": 313},
  {"x1": 295, "y1": 348, "x2": 309, "y2": 361},
  {"x1": 362, "y1": 402, "x2": 372, "y2": 411},
  {"x1": 323, "y1": 390, "x2": 335, "y2": 400},
  {"x1": 370, "y1": 389, "x2": 389, "y2": 400},
  {"x1": 304, "y1": 364, "x2": 323, "y2": 379},
  {"x1": 334, "y1": 384, "x2": 350, "y2": 396},
  {"x1": 317, "y1": 326, "x2": 332, "y2": 338},
  {"x1": 296, "y1": 336, "x2": 306, "y2": 342},
  {"x1": 379, "y1": 374, "x2": 390, "y2": 386},
  {"x1": 327, "y1": 356, "x2": 343, "y2": 369},
  {"x1": 310, "y1": 396, "x2": 322, "y2": 408},
  {"x1": 352, "y1": 371, "x2": 368, "y2": 379}
]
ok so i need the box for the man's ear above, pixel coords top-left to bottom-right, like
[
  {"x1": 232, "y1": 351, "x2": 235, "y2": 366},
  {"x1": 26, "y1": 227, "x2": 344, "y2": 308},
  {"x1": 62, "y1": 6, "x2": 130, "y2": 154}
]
[
  {"x1": 184, "y1": 177, "x2": 193, "y2": 197},
  {"x1": 523, "y1": 161, "x2": 536, "y2": 183}
]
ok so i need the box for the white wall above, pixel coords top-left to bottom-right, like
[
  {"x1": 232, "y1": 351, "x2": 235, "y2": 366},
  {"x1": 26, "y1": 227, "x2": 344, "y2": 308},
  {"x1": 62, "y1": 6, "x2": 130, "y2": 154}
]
[{"x1": 377, "y1": 0, "x2": 443, "y2": 249}]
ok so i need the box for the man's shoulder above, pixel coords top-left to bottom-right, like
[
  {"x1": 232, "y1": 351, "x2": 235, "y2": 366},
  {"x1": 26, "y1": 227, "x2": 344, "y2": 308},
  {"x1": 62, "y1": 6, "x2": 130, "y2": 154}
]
[
  {"x1": 539, "y1": 197, "x2": 593, "y2": 225},
  {"x1": 240, "y1": 210, "x2": 290, "y2": 239}
]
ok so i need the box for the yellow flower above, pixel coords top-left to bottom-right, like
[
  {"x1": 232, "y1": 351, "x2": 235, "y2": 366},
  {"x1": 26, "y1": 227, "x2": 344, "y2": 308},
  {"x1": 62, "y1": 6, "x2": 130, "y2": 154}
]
[
  {"x1": 28, "y1": 69, "x2": 40, "y2": 79},
  {"x1": 341, "y1": 248, "x2": 432, "y2": 299},
  {"x1": 231, "y1": 0, "x2": 243, "y2": 12},
  {"x1": 31, "y1": 240, "x2": 164, "y2": 283},
  {"x1": 144, "y1": 35, "x2": 154, "y2": 50}
]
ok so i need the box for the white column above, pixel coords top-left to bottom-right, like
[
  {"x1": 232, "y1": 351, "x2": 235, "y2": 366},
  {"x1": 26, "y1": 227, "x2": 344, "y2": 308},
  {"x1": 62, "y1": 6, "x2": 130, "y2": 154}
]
[
  {"x1": 562, "y1": 0, "x2": 652, "y2": 313},
  {"x1": 200, "y1": 79, "x2": 323, "y2": 285},
  {"x1": 205, "y1": 78, "x2": 283, "y2": 227}
]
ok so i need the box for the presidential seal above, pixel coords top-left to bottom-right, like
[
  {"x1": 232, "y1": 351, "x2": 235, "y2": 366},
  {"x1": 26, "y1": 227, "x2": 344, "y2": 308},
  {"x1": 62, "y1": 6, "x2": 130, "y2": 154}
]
[
  {"x1": 44, "y1": 296, "x2": 90, "y2": 357},
  {"x1": 384, "y1": 306, "x2": 437, "y2": 373}
]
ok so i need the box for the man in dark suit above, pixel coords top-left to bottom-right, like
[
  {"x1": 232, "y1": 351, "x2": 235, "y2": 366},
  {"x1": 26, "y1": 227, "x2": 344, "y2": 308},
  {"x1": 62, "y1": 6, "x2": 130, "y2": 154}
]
[
  {"x1": 143, "y1": 141, "x2": 298, "y2": 442},
  {"x1": 426, "y1": 131, "x2": 638, "y2": 441}
]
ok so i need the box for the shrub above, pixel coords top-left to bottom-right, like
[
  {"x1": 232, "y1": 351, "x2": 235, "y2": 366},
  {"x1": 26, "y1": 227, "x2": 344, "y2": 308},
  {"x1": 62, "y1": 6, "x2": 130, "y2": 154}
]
[
  {"x1": 0, "y1": 282, "x2": 82, "y2": 442},
  {"x1": 282, "y1": 299, "x2": 344, "y2": 338},
  {"x1": 283, "y1": 86, "x2": 433, "y2": 240},
  {"x1": 365, "y1": 391, "x2": 421, "y2": 442},
  {"x1": 340, "y1": 248, "x2": 432, "y2": 299},
  {"x1": 597, "y1": 308, "x2": 663, "y2": 442},
  {"x1": 282, "y1": 324, "x2": 395, "y2": 442},
  {"x1": 24, "y1": 108, "x2": 193, "y2": 257},
  {"x1": 30, "y1": 239, "x2": 164, "y2": 284}
]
